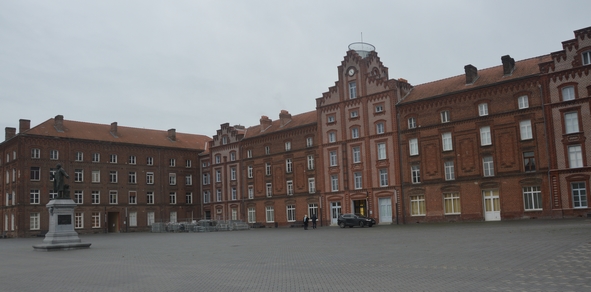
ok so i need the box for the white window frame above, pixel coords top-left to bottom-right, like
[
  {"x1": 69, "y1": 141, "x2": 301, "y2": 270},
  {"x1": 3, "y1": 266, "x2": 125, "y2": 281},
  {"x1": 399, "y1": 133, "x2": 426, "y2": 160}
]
[
  {"x1": 523, "y1": 186, "x2": 542, "y2": 211},
  {"x1": 248, "y1": 186, "x2": 254, "y2": 199},
  {"x1": 568, "y1": 145, "x2": 583, "y2": 168},
  {"x1": 379, "y1": 169, "x2": 388, "y2": 187},
  {"x1": 442, "y1": 132, "x2": 453, "y2": 151},
  {"x1": 565, "y1": 112, "x2": 579, "y2": 134},
  {"x1": 572, "y1": 182, "x2": 588, "y2": 208},
  {"x1": 265, "y1": 163, "x2": 271, "y2": 176},
  {"x1": 353, "y1": 172, "x2": 362, "y2": 190},
  {"x1": 409, "y1": 138, "x2": 418, "y2": 156},
  {"x1": 146, "y1": 172, "x2": 154, "y2": 184},
  {"x1": 478, "y1": 103, "x2": 488, "y2": 116},
  {"x1": 92, "y1": 212, "x2": 101, "y2": 228},
  {"x1": 306, "y1": 137, "x2": 313, "y2": 147},
  {"x1": 76, "y1": 152, "x2": 83, "y2": 162},
  {"x1": 129, "y1": 211, "x2": 137, "y2": 227},
  {"x1": 248, "y1": 207, "x2": 256, "y2": 223},
  {"x1": 50, "y1": 150, "x2": 59, "y2": 160},
  {"x1": 518, "y1": 95, "x2": 529, "y2": 109},
  {"x1": 74, "y1": 190, "x2": 83, "y2": 204},
  {"x1": 411, "y1": 164, "x2": 420, "y2": 184},
  {"x1": 408, "y1": 117, "x2": 416, "y2": 129},
  {"x1": 480, "y1": 126, "x2": 492, "y2": 146},
  {"x1": 169, "y1": 192, "x2": 177, "y2": 204},
  {"x1": 287, "y1": 205, "x2": 296, "y2": 222},
  {"x1": 377, "y1": 143, "x2": 386, "y2": 160},
  {"x1": 483, "y1": 156, "x2": 494, "y2": 177},
  {"x1": 92, "y1": 170, "x2": 100, "y2": 183},
  {"x1": 129, "y1": 155, "x2": 136, "y2": 165},
  {"x1": 520, "y1": 120, "x2": 533, "y2": 140},
  {"x1": 307, "y1": 155, "x2": 314, "y2": 170},
  {"x1": 443, "y1": 193, "x2": 461, "y2": 215},
  {"x1": 352, "y1": 146, "x2": 361, "y2": 163},
  {"x1": 308, "y1": 178, "x2": 316, "y2": 194},
  {"x1": 328, "y1": 132, "x2": 336, "y2": 143},
  {"x1": 129, "y1": 191, "x2": 137, "y2": 204},
  {"x1": 265, "y1": 206, "x2": 275, "y2": 223},
  {"x1": 331, "y1": 175, "x2": 338, "y2": 192},
  {"x1": 441, "y1": 111, "x2": 450, "y2": 123},
  {"x1": 285, "y1": 141, "x2": 291, "y2": 151},
  {"x1": 562, "y1": 86, "x2": 575, "y2": 101},
  {"x1": 583, "y1": 51, "x2": 591, "y2": 65},
  {"x1": 30, "y1": 189, "x2": 40, "y2": 204},
  {"x1": 247, "y1": 165, "x2": 253, "y2": 178},
  {"x1": 410, "y1": 195, "x2": 426, "y2": 216},
  {"x1": 92, "y1": 153, "x2": 100, "y2": 162},
  {"x1": 109, "y1": 191, "x2": 118, "y2": 204},
  {"x1": 349, "y1": 81, "x2": 357, "y2": 99},
  {"x1": 286, "y1": 180, "x2": 293, "y2": 195},
  {"x1": 231, "y1": 167, "x2": 237, "y2": 180},
  {"x1": 285, "y1": 159, "x2": 292, "y2": 173},
  {"x1": 444, "y1": 161, "x2": 455, "y2": 181},
  {"x1": 376, "y1": 122, "x2": 385, "y2": 134},
  {"x1": 31, "y1": 148, "x2": 40, "y2": 159},
  {"x1": 92, "y1": 191, "x2": 100, "y2": 204},
  {"x1": 109, "y1": 154, "x2": 117, "y2": 163},
  {"x1": 329, "y1": 151, "x2": 338, "y2": 166},
  {"x1": 351, "y1": 127, "x2": 359, "y2": 139},
  {"x1": 266, "y1": 183, "x2": 272, "y2": 197},
  {"x1": 169, "y1": 173, "x2": 177, "y2": 185},
  {"x1": 30, "y1": 212, "x2": 40, "y2": 230}
]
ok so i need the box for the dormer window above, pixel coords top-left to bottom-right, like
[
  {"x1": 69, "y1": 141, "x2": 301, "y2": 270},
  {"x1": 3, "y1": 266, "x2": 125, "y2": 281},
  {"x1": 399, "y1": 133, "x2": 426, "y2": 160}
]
[
  {"x1": 582, "y1": 51, "x2": 591, "y2": 65},
  {"x1": 349, "y1": 81, "x2": 357, "y2": 99}
]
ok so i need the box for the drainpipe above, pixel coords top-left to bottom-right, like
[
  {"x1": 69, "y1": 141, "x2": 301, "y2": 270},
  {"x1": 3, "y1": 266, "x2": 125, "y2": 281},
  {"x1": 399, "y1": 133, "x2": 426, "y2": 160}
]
[{"x1": 396, "y1": 110, "x2": 406, "y2": 224}]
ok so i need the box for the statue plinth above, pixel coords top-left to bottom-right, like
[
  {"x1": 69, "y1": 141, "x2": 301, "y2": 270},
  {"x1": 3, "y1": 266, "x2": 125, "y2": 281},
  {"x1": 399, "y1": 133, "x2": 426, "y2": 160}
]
[{"x1": 33, "y1": 199, "x2": 91, "y2": 251}]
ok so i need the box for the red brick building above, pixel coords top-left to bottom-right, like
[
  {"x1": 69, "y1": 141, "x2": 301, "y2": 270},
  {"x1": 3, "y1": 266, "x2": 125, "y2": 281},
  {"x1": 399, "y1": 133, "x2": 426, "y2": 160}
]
[{"x1": 1, "y1": 115, "x2": 210, "y2": 237}]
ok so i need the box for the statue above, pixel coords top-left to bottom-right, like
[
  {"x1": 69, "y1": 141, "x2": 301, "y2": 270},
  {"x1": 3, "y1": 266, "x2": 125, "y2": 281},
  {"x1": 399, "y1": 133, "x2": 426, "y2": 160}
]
[{"x1": 51, "y1": 164, "x2": 70, "y2": 198}]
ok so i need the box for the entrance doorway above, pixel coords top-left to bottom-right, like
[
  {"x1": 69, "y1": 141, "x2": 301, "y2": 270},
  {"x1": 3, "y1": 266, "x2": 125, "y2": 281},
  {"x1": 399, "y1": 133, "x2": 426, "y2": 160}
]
[
  {"x1": 378, "y1": 198, "x2": 393, "y2": 223},
  {"x1": 107, "y1": 212, "x2": 119, "y2": 233},
  {"x1": 483, "y1": 190, "x2": 501, "y2": 221},
  {"x1": 352, "y1": 199, "x2": 367, "y2": 216},
  {"x1": 330, "y1": 202, "x2": 341, "y2": 225}
]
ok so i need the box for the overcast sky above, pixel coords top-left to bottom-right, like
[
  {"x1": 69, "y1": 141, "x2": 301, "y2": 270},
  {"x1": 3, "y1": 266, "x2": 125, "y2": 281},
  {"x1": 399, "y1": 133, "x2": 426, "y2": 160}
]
[{"x1": 1, "y1": 1, "x2": 590, "y2": 137}]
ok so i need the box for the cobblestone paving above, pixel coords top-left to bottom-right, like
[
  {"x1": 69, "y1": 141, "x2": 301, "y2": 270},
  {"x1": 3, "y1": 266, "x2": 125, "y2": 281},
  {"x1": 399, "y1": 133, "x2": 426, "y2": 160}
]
[{"x1": 1, "y1": 219, "x2": 590, "y2": 291}]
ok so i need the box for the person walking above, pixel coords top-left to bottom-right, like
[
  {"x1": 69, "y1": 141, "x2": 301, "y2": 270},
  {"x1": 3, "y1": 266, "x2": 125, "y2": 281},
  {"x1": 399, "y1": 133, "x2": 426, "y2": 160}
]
[
  {"x1": 303, "y1": 215, "x2": 309, "y2": 230},
  {"x1": 311, "y1": 213, "x2": 317, "y2": 229}
]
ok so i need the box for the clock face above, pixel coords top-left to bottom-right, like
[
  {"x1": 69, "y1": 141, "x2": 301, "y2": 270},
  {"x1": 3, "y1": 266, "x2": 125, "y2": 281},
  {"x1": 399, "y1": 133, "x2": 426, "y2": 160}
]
[{"x1": 348, "y1": 68, "x2": 355, "y2": 76}]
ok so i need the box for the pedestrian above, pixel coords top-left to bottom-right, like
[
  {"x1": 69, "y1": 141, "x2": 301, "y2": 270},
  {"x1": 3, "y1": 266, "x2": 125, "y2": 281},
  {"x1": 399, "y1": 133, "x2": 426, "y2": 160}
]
[
  {"x1": 303, "y1": 215, "x2": 309, "y2": 230},
  {"x1": 311, "y1": 213, "x2": 317, "y2": 229}
]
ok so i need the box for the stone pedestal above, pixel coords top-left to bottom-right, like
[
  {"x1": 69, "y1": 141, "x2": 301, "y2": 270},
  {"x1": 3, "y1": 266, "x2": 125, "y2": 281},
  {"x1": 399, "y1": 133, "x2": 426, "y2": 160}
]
[{"x1": 33, "y1": 199, "x2": 91, "y2": 251}]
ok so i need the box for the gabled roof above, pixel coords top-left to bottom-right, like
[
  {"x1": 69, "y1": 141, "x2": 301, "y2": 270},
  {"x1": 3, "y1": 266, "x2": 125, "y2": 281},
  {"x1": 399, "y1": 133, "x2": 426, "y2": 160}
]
[
  {"x1": 243, "y1": 110, "x2": 317, "y2": 139},
  {"x1": 23, "y1": 117, "x2": 211, "y2": 151},
  {"x1": 399, "y1": 55, "x2": 552, "y2": 104}
]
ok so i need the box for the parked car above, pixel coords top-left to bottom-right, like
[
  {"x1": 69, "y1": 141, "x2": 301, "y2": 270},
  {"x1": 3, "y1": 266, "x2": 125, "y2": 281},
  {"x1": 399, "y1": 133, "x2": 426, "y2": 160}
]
[{"x1": 338, "y1": 213, "x2": 376, "y2": 228}]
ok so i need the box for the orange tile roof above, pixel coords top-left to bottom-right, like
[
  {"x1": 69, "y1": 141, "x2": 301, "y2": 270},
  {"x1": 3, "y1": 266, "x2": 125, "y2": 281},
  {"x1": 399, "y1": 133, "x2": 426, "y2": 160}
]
[
  {"x1": 400, "y1": 55, "x2": 552, "y2": 104},
  {"x1": 23, "y1": 117, "x2": 211, "y2": 151},
  {"x1": 243, "y1": 110, "x2": 317, "y2": 139}
]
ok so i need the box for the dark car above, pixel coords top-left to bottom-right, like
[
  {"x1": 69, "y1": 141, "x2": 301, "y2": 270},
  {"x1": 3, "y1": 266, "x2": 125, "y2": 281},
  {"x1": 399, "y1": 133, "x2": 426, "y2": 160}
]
[{"x1": 338, "y1": 213, "x2": 376, "y2": 228}]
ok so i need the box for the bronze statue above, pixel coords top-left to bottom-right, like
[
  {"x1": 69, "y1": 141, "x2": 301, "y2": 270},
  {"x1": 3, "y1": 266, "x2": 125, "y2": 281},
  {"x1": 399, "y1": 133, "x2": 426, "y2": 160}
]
[{"x1": 51, "y1": 164, "x2": 70, "y2": 198}]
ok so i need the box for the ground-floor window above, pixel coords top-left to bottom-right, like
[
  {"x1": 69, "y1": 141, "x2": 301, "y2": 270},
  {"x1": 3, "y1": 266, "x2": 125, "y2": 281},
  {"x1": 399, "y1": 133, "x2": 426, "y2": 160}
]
[
  {"x1": 286, "y1": 205, "x2": 295, "y2": 222},
  {"x1": 443, "y1": 193, "x2": 461, "y2": 215},
  {"x1": 572, "y1": 182, "x2": 588, "y2": 208},
  {"x1": 265, "y1": 206, "x2": 274, "y2": 223},
  {"x1": 170, "y1": 211, "x2": 177, "y2": 223},
  {"x1": 147, "y1": 212, "x2": 154, "y2": 226},
  {"x1": 129, "y1": 211, "x2": 137, "y2": 227},
  {"x1": 308, "y1": 203, "x2": 318, "y2": 217},
  {"x1": 410, "y1": 195, "x2": 425, "y2": 216},
  {"x1": 92, "y1": 212, "x2": 101, "y2": 228},
  {"x1": 248, "y1": 207, "x2": 256, "y2": 223},
  {"x1": 523, "y1": 186, "x2": 542, "y2": 211},
  {"x1": 75, "y1": 212, "x2": 83, "y2": 229},
  {"x1": 231, "y1": 208, "x2": 237, "y2": 220},
  {"x1": 30, "y1": 212, "x2": 40, "y2": 230}
]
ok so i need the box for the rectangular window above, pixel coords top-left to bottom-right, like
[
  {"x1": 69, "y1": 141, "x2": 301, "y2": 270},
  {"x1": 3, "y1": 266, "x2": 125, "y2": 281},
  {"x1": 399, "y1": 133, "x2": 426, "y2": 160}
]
[
  {"x1": 266, "y1": 183, "x2": 272, "y2": 197},
  {"x1": 523, "y1": 186, "x2": 542, "y2": 211},
  {"x1": 202, "y1": 173, "x2": 210, "y2": 185},
  {"x1": 376, "y1": 123, "x2": 385, "y2": 134},
  {"x1": 583, "y1": 51, "x2": 591, "y2": 65},
  {"x1": 169, "y1": 192, "x2": 176, "y2": 204},
  {"x1": 109, "y1": 171, "x2": 118, "y2": 183},
  {"x1": 109, "y1": 191, "x2": 118, "y2": 204},
  {"x1": 147, "y1": 191, "x2": 154, "y2": 204},
  {"x1": 74, "y1": 169, "x2": 83, "y2": 182},
  {"x1": 129, "y1": 211, "x2": 137, "y2": 227},
  {"x1": 75, "y1": 152, "x2": 83, "y2": 161},
  {"x1": 266, "y1": 206, "x2": 275, "y2": 223},
  {"x1": 92, "y1": 212, "x2": 101, "y2": 228},
  {"x1": 109, "y1": 154, "x2": 117, "y2": 163},
  {"x1": 441, "y1": 111, "x2": 450, "y2": 123},
  {"x1": 377, "y1": 143, "x2": 386, "y2": 160},
  {"x1": 92, "y1": 153, "x2": 100, "y2": 162},
  {"x1": 247, "y1": 166, "x2": 253, "y2": 178},
  {"x1": 170, "y1": 212, "x2": 177, "y2": 223},
  {"x1": 410, "y1": 195, "x2": 426, "y2": 216},
  {"x1": 478, "y1": 103, "x2": 488, "y2": 116},
  {"x1": 349, "y1": 81, "x2": 357, "y2": 99},
  {"x1": 523, "y1": 152, "x2": 536, "y2": 172},
  {"x1": 306, "y1": 137, "x2": 313, "y2": 147},
  {"x1": 30, "y1": 213, "x2": 40, "y2": 230},
  {"x1": 75, "y1": 212, "x2": 83, "y2": 229},
  {"x1": 231, "y1": 188, "x2": 237, "y2": 200},
  {"x1": 443, "y1": 193, "x2": 461, "y2": 215},
  {"x1": 203, "y1": 191, "x2": 210, "y2": 203},
  {"x1": 92, "y1": 170, "x2": 100, "y2": 183},
  {"x1": 329, "y1": 151, "x2": 338, "y2": 166},
  {"x1": 328, "y1": 132, "x2": 336, "y2": 143},
  {"x1": 331, "y1": 175, "x2": 338, "y2": 192},
  {"x1": 483, "y1": 156, "x2": 494, "y2": 177},
  {"x1": 92, "y1": 191, "x2": 100, "y2": 204},
  {"x1": 247, "y1": 149, "x2": 253, "y2": 158},
  {"x1": 444, "y1": 161, "x2": 455, "y2": 181},
  {"x1": 354, "y1": 172, "x2": 362, "y2": 189},
  {"x1": 31, "y1": 148, "x2": 40, "y2": 159},
  {"x1": 30, "y1": 189, "x2": 40, "y2": 204},
  {"x1": 169, "y1": 173, "x2": 176, "y2": 185},
  {"x1": 518, "y1": 95, "x2": 529, "y2": 109},
  {"x1": 248, "y1": 186, "x2": 254, "y2": 199},
  {"x1": 442, "y1": 132, "x2": 452, "y2": 151},
  {"x1": 308, "y1": 178, "x2": 316, "y2": 194},
  {"x1": 286, "y1": 159, "x2": 292, "y2": 173},
  {"x1": 265, "y1": 163, "x2": 271, "y2": 176},
  {"x1": 351, "y1": 127, "x2": 359, "y2": 139},
  {"x1": 409, "y1": 138, "x2": 418, "y2": 156},
  {"x1": 308, "y1": 203, "x2": 318, "y2": 217},
  {"x1": 375, "y1": 104, "x2": 384, "y2": 113},
  {"x1": 411, "y1": 164, "x2": 420, "y2": 184},
  {"x1": 30, "y1": 167, "x2": 40, "y2": 181},
  {"x1": 565, "y1": 112, "x2": 579, "y2": 134},
  {"x1": 147, "y1": 157, "x2": 153, "y2": 165},
  {"x1": 350, "y1": 111, "x2": 359, "y2": 119},
  {"x1": 572, "y1": 182, "x2": 588, "y2": 208},
  {"x1": 287, "y1": 181, "x2": 293, "y2": 195},
  {"x1": 520, "y1": 120, "x2": 533, "y2": 140},
  {"x1": 169, "y1": 158, "x2": 176, "y2": 167},
  {"x1": 562, "y1": 86, "x2": 575, "y2": 101},
  {"x1": 146, "y1": 172, "x2": 154, "y2": 184},
  {"x1": 50, "y1": 150, "x2": 59, "y2": 160},
  {"x1": 128, "y1": 171, "x2": 137, "y2": 184},
  {"x1": 568, "y1": 145, "x2": 583, "y2": 168},
  {"x1": 352, "y1": 147, "x2": 361, "y2": 163},
  {"x1": 285, "y1": 141, "x2": 291, "y2": 151},
  {"x1": 287, "y1": 205, "x2": 296, "y2": 222},
  {"x1": 129, "y1": 155, "x2": 136, "y2": 165},
  {"x1": 231, "y1": 167, "x2": 237, "y2": 180},
  {"x1": 74, "y1": 190, "x2": 83, "y2": 204},
  {"x1": 265, "y1": 146, "x2": 270, "y2": 155},
  {"x1": 248, "y1": 207, "x2": 256, "y2": 223},
  {"x1": 408, "y1": 117, "x2": 416, "y2": 129},
  {"x1": 216, "y1": 189, "x2": 222, "y2": 202},
  {"x1": 186, "y1": 159, "x2": 192, "y2": 167},
  {"x1": 185, "y1": 175, "x2": 193, "y2": 186},
  {"x1": 147, "y1": 212, "x2": 155, "y2": 226},
  {"x1": 128, "y1": 191, "x2": 137, "y2": 204},
  {"x1": 379, "y1": 169, "x2": 388, "y2": 187},
  {"x1": 307, "y1": 155, "x2": 314, "y2": 170},
  {"x1": 480, "y1": 126, "x2": 492, "y2": 146}
]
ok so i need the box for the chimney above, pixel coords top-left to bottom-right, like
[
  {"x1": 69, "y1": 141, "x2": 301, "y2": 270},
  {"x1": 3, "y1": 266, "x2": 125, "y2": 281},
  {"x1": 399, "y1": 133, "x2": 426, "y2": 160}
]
[
  {"x1": 168, "y1": 129, "x2": 176, "y2": 141},
  {"x1": 19, "y1": 119, "x2": 30, "y2": 133},
  {"x1": 260, "y1": 116, "x2": 272, "y2": 131},
  {"x1": 54, "y1": 115, "x2": 64, "y2": 132},
  {"x1": 464, "y1": 64, "x2": 478, "y2": 84},
  {"x1": 110, "y1": 122, "x2": 118, "y2": 137},
  {"x1": 279, "y1": 110, "x2": 292, "y2": 127},
  {"x1": 501, "y1": 55, "x2": 515, "y2": 76},
  {"x1": 5, "y1": 127, "x2": 16, "y2": 141}
]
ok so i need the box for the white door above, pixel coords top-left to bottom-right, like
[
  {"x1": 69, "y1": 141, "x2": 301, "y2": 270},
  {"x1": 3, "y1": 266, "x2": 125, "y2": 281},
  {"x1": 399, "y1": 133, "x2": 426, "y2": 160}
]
[
  {"x1": 483, "y1": 190, "x2": 500, "y2": 221},
  {"x1": 330, "y1": 202, "x2": 341, "y2": 225},
  {"x1": 378, "y1": 198, "x2": 393, "y2": 224}
]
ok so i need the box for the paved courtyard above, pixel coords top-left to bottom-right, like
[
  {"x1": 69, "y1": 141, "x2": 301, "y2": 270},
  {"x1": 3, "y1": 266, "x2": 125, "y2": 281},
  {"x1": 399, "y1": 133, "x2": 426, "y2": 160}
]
[{"x1": 1, "y1": 219, "x2": 591, "y2": 292}]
